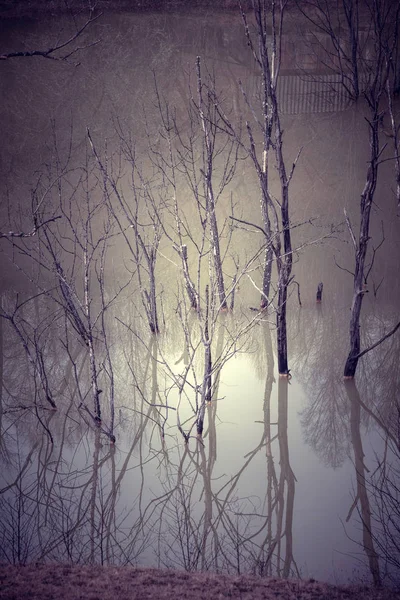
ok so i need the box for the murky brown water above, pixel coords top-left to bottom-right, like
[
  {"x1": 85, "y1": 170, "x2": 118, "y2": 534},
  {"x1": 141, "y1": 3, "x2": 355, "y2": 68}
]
[{"x1": 0, "y1": 5, "x2": 399, "y2": 586}]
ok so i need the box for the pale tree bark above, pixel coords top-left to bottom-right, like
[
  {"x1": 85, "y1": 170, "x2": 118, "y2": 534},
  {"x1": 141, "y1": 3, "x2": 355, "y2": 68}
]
[
  {"x1": 386, "y1": 69, "x2": 400, "y2": 214},
  {"x1": 241, "y1": 0, "x2": 298, "y2": 375},
  {"x1": 244, "y1": 120, "x2": 274, "y2": 309},
  {"x1": 197, "y1": 285, "x2": 212, "y2": 437},
  {"x1": 196, "y1": 57, "x2": 228, "y2": 311},
  {"x1": 174, "y1": 244, "x2": 198, "y2": 311}
]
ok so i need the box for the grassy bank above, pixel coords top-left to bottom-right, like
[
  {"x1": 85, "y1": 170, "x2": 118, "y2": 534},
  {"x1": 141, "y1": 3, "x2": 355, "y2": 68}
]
[{"x1": 0, "y1": 564, "x2": 399, "y2": 600}]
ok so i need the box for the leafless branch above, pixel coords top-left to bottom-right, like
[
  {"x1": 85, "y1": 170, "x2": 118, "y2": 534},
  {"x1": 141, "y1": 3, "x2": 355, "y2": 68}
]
[
  {"x1": 0, "y1": 9, "x2": 102, "y2": 66},
  {"x1": 0, "y1": 216, "x2": 62, "y2": 239},
  {"x1": 354, "y1": 321, "x2": 400, "y2": 361},
  {"x1": 343, "y1": 207, "x2": 357, "y2": 250}
]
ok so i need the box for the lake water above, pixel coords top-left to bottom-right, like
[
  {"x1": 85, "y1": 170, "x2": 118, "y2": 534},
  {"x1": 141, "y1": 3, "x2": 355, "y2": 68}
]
[{"x1": 0, "y1": 4, "x2": 399, "y2": 587}]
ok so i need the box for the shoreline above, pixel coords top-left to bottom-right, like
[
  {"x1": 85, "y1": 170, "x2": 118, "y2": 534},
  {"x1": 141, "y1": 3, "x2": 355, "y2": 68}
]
[{"x1": 0, "y1": 564, "x2": 399, "y2": 600}]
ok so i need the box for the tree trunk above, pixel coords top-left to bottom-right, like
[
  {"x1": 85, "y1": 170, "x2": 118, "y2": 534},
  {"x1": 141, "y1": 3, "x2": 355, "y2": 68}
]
[
  {"x1": 277, "y1": 265, "x2": 290, "y2": 375},
  {"x1": 345, "y1": 0, "x2": 360, "y2": 99},
  {"x1": 260, "y1": 155, "x2": 273, "y2": 308},
  {"x1": 196, "y1": 56, "x2": 227, "y2": 311},
  {"x1": 242, "y1": 0, "x2": 295, "y2": 375},
  {"x1": 344, "y1": 291, "x2": 362, "y2": 378},
  {"x1": 180, "y1": 244, "x2": 198, "y2": 311},
  {"x1": 208, "y1": 199, "x2": 227, "y2": 310},
  {"x1": 316, "y1": 282, "x2": 323, "y2": 303},
  {"x1": 344, "y1": 114, "x2": 379, "y2": 378},
  {"x1": 261, "y1": 244, "x2": 273, "y2": 309},
  {"x1": 148, "y1": 254, "x2": 159, "y2": 334},
  {"x1": 198, "y1": 285, "x2": 212, "y2": 436}
]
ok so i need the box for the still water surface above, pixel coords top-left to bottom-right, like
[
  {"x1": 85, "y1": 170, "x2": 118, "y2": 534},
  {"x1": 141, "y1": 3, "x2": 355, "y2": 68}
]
[{"x1": 0, "y1": 6, "x2": 399, "y2": 586}]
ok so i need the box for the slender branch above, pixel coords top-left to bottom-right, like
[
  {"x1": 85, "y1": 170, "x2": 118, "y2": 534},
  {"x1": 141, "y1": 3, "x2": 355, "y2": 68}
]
[
  {"x1": 229, "y1": 215, "x2": 267, "y2": 237},
  {"x1": 0, "y1": 11, "x2": 102, "y2": 65},
  {"x1": 0, "y1": 216, "x2": 61, "y2": 239},
  {"x1": 334, "y1": 254, "x2": 355, "y2": 277},
  {"x1": 354, "y1": 321, "x2": 400, "y2": 361},
  {"x1": 344, "y1": 207, "x2": 357, "y2": 249}
]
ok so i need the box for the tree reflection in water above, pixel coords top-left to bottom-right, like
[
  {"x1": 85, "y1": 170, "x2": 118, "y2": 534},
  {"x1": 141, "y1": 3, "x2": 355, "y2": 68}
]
[
  {"x1": 0, "y1": 271, "x2": 399, "y2": 584},
  {"x1": 345, "y1": 380, "x2": 381, "y2": 587},
  {"x1": 0, "y1": 316, "x2": 300, "y2": 578},
  {"x1": 293, "y1": 299, "x2": 400, "y2": 584}
]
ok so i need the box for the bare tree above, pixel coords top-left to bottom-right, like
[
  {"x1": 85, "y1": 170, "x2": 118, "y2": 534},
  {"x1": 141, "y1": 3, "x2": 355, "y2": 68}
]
[
  {"x1": 0, "y1": 294, "x2": 57, "y2": 411},
  {"x1": 88, "y1": 129, "x2": 163, "y2": 335},
  {"x1": 293, "y1": 0, "x2": 400, "y2": 378},
  {"x1": 195, "y1": 57, "x2": 235, "y2": 311},
  {"x1": 6, "y1": 135, "x2": 129, "y2": 443},
  {"x1": 343, "y1": 1, "x2": 400, "y2": 378},
  {"x1": 240, "y1": 0, "x2": 301, "y2": 376},
  {"x1": 295, "y1": 0, "x2": 363, "y2": 100},
  {"x1": 143, "y1": 79, "x2": 200, "y2": 313},
  {"x1": 385, "y1": 58, "x2": 400, "y2": 214},
  {"x1": 151, "y1": 59, "x2": 240, "y2": 315}
]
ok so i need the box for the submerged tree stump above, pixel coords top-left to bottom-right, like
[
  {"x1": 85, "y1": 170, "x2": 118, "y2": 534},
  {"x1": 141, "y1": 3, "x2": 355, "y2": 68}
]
[{"x1": 316, "y1": 282, "x2": 323, "y2": 303}]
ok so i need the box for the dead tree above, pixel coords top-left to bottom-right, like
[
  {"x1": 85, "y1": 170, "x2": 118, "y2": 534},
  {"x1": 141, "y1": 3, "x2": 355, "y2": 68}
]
[
  {"x1": 239, "y1": 24, "x2": 274, "y2": 308},
  {"x1": 298, "y1": 0, "x2": 400, "y2": 217},
  {"x1": 344, "y1": 1, "x2": 400, "y2": 378},
  {"x1": 147, "y1": 63, "x2": 239, "y2": 316},
  {"x1": 386, "y1": 58, "x2": 400, "y2": 215},
  {"x1": 295, "y1": 0, "x2": 363, "y2": 100},
  {"x1": 316, "y1": 282, "x2": 323, "y2": 303},
  {"x1": 300, "y1": 0, "x2": 400, "y2": 377},
  {"x1": 192, "y1": 58, "x2": 242, "y2": 312},
  {"x1": 241, "y1": 0, "x2": 300, "y2": 375},
  {"x1": 8, "y1": 140, "x2": 127, "y2": 443},
  {"x1": 195, "y1": 58, "x2": 229, "y2": 311},
  {"x1": 88, "y1": 130, "x2": 162, "y2": 335},
  {"x1": 197, "y1": 285, "x2": 212, "y2": 437},
  {"x1": 343, "y1": 115, "x2": 380, "y2": 378},
  {"x1": 146, "y1": 82, "x2": 200, "y2": 312},
  {"x1": 0, "y1": 293, "x2": 57, "y2": 412}
]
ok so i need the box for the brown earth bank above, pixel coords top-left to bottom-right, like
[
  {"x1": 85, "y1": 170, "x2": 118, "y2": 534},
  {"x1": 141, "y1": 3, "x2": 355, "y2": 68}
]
[{"x1": 0, "y1": 564, "x2": 399, "y2": 600}]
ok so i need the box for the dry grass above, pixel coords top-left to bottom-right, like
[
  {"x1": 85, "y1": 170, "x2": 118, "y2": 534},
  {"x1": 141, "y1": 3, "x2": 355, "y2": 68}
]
[{"x1": 0, "y1": 564, "x2": 399, "y2": 600}]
